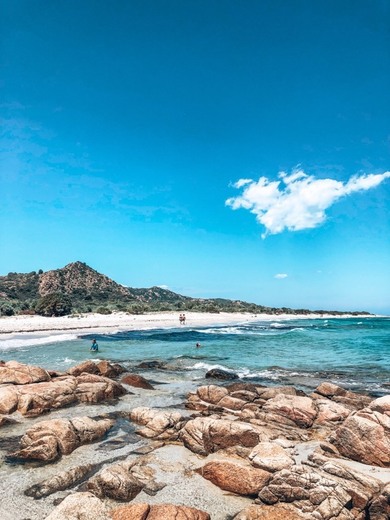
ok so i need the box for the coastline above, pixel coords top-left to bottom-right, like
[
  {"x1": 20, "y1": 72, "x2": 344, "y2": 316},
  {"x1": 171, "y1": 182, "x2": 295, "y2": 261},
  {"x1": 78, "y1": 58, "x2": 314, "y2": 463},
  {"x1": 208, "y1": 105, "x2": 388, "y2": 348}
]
[{"x1": 0, "y1": 310, "x2": 375, "y2": 338}]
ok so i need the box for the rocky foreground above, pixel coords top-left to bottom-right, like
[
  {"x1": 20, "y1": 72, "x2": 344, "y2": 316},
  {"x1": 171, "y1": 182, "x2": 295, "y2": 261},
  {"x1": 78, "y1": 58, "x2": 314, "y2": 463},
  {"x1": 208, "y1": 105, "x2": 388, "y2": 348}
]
[{"x1": 1, "y1": 359, "x2": 390, "y2": 519}]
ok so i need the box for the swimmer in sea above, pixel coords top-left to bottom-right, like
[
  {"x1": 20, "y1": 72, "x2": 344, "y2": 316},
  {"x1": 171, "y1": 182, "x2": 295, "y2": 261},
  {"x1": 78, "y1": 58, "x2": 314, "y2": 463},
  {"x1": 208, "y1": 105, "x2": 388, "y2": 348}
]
[{"x1": 90, "y1": 339, "x2": 99, "y2": 352}]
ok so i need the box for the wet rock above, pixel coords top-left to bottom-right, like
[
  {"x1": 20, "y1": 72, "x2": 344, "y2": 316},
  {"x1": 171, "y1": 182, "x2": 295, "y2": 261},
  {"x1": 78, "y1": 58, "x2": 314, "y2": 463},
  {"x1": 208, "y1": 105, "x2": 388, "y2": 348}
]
[
  {"x1": 25, "y1": 464, "x2": 94, "y2": 498},
  {"x1": 44, "y1": 491, "x2": 110, "y2": 519},
  {"x1": 136, "y1": 360, "x2": 166, "y2": 370},
  {"x1": 111, "y1": 503, "x2": 210, "y2": 520},
  {"x1": 330, "y1": 405, "x2": 390, "y2": 467},
  {"x1": 205, "y1": 368, "x2": 238, "y2": 380},
  {"x1": 68, "y1": 361, "x2": 100, "y2": 376},
  {"x1": 130, "y1": 407, "x2": 185, "y2": 440},
  {"x1": 198, "y1": 459, "x2": 271, "y2": 495},
  {"x1": 121, "y1": 374, "x2": 154, "y2": 390},
  {"x1": 97, "y1": 360, "x2": 126, "y2": 378},
  {"x1": 10, "y1": 416, "x2": 114, "y2": 462},
  {"x1": 0, "y1": 360, "x2": 51, "y2": 385},
  {"x1": 180, "y1": 416, "x2": 264, "y2": 455},
  {"x1": 249, "y1": 442, "x2": 294, "y2": 472},
  {"x1": 0, "y1": 414, "x2": 19, "y2": 427},
  {"x1": 47, "y1": 369, "x2": 66, "y2": 378}
]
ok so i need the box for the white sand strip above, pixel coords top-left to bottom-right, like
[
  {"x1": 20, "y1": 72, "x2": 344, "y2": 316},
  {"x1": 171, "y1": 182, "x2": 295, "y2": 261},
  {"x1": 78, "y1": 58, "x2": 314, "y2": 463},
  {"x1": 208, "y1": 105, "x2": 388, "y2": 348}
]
[{"x1": 0, "y1": 311, "x2": 372, "y2": 338}]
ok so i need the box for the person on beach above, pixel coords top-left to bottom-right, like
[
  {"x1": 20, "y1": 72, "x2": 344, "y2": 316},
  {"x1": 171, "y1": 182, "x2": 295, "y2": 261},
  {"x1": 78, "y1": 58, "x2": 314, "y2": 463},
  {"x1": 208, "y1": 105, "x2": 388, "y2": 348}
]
[
  {"x1": 179, "y1": 313, "x2": 186, "y2": 325},
  {"x1": 90, "y1": 339, "x2": 98, "y2": 352}
]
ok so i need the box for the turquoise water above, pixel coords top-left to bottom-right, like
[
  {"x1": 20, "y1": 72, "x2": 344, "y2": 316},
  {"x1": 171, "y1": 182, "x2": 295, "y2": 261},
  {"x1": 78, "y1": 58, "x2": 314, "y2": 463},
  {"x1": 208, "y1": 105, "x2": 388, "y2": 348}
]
[{"x1": 1, "y1": 317, "x2": 389, "y2": 395}]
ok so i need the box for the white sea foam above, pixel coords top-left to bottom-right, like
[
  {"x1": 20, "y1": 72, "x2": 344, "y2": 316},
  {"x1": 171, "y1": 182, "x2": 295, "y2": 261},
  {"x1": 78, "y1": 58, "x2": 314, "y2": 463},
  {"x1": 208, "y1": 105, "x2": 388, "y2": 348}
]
[
  {"x1": 189, "y1": 362, "x2": 291, "y2": 381},
  {"x1": 63, "y1": 357, "x2": 77, "y2": 363},
  {"x1": 192, "y1": 362, "x2": 233, "y2": 371},
  {"x1": 201, "y1": 326, "x2": 244, "y2": 334},
  {"x1": 0, "y1": 333, "x2": 79, "y2": 351}
]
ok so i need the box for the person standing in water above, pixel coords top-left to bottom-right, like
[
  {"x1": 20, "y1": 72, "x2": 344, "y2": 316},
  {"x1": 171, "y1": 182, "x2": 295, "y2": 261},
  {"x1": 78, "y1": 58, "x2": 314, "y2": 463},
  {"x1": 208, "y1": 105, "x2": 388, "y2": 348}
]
[{"x1": 90, "y1": 339, "x2": 98, "y2": 352}]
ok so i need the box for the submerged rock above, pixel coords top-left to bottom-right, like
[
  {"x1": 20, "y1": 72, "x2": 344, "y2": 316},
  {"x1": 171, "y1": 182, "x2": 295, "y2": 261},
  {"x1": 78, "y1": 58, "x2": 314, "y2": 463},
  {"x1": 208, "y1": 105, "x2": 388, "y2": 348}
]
[
  {"x1": 67, "y1": 360, "x2": 100, "y2": 376},
  {"x1": 96, "y1": 360, "x2": 126, "y2": 378},
  {"x1": 205, "y1": 368, "x2": 238, "y2": 380},
  {"x1": 121, "y1": 373, "x2": 154, "y2": 390},
  {"x1": 25, "y1": 464, "x2": 94, "y2": 498},
  {"x1": 136, "y1": 360, "x2": 166, "y2": 370}
]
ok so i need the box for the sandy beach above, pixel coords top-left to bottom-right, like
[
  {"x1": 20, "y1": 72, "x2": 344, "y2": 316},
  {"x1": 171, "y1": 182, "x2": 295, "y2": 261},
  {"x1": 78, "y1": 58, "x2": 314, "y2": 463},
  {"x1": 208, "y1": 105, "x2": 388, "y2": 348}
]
[{"x1": 0, "y1": 310, "x2": 367, "y2": 338}]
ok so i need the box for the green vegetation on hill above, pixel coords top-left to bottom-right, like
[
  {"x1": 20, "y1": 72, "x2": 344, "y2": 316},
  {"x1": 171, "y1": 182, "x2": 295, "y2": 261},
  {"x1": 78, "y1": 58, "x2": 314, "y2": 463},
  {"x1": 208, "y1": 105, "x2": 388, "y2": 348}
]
[{"x1": 0, "y1": 261, "x2": 371, "y2": 317}]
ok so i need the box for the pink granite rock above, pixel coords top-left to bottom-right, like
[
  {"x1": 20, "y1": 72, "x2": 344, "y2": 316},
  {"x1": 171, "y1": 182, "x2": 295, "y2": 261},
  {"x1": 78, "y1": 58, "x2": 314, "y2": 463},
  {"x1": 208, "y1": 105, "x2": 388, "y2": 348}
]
[
  {"x1": 198, "y1": 459, "x2": 271, "y2": 495},
  {"x1": 11, "y1": 416, "x2": 114, "y2": 462},
  {"x1": 0, "y1": 360, "x2": 51, "y2": 385}
]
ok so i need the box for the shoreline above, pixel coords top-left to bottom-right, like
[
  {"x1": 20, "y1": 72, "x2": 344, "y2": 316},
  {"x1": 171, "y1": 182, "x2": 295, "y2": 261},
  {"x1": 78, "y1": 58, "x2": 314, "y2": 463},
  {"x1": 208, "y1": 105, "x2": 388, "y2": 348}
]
[{"x1": 0, "y1": 310, "x2": 377, "y2": 339}]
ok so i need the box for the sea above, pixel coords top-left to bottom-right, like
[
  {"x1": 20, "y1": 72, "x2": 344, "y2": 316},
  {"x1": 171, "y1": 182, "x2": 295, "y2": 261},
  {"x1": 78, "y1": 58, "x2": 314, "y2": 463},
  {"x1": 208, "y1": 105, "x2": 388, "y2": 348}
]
[{"x1": 1, "y1": 316, "x2": 390, "y2": 397}]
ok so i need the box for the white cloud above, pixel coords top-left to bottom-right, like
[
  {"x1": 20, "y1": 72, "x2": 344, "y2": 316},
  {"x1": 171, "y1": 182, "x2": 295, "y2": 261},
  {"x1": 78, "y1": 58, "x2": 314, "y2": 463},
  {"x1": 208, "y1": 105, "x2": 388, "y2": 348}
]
[
  {"x1": 157, "y1": 285, "x2": 170, "y2": 290},
  {"x1": 226, "y1": 168, "x2": 390, "y2": 238},
  {"x1": 274, "y1": 273, "x2": 288, "y2": 279}
]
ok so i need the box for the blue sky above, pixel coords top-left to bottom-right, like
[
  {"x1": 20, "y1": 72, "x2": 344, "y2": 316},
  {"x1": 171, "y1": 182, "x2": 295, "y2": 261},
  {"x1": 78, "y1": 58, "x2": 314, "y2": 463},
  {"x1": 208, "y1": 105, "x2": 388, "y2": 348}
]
[{"x1": 1, "y1": 0, "x2": 389, "y2": 313}]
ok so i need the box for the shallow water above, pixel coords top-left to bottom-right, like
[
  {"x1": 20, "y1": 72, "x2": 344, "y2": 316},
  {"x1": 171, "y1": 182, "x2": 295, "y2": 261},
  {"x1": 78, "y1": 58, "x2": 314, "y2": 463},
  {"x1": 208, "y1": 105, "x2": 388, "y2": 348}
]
[{"x1": 1, "y1": 316, "x2": 389, "y2": 396}]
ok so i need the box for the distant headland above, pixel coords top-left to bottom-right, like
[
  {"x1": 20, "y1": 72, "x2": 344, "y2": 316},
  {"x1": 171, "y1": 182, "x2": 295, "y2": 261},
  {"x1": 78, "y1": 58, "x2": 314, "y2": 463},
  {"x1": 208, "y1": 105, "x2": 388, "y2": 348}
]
[{"x1": 0, "y1": 261, "x2": 371, "y2": 318}]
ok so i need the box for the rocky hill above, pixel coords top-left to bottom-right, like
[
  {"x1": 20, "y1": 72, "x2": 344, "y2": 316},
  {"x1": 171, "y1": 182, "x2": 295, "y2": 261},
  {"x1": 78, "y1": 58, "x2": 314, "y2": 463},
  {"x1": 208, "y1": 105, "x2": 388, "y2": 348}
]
[{"x1": 0, "y1": 262, "x2": 370, "y2": 317}]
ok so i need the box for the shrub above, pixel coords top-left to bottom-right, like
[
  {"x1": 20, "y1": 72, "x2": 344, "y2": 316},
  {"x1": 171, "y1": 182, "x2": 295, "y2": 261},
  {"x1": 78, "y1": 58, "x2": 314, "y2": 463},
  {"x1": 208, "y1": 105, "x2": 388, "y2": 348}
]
[
  {"x1": 128, "y1": 304, "x2": 146, "y2": 315},
  {"x1": 35, "y1": 293, "x2": 72, "y2": 317},
  {"x1": 96, "y1": 306, "x2": 112, "y2": 314},
  {"x1": 0, "y1": 303, "x2": 15, "y2": 316}
]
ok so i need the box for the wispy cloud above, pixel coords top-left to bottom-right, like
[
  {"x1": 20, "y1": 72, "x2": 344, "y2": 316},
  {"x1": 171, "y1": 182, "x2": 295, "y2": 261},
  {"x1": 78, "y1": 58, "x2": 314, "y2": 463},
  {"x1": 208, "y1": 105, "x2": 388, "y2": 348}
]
[
  {"x1": 274, "y1": 273, "x2": 288, "y2": 279},
  {"x1": 226, "y1": 168, "x2": 390, "y2": 238}
]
